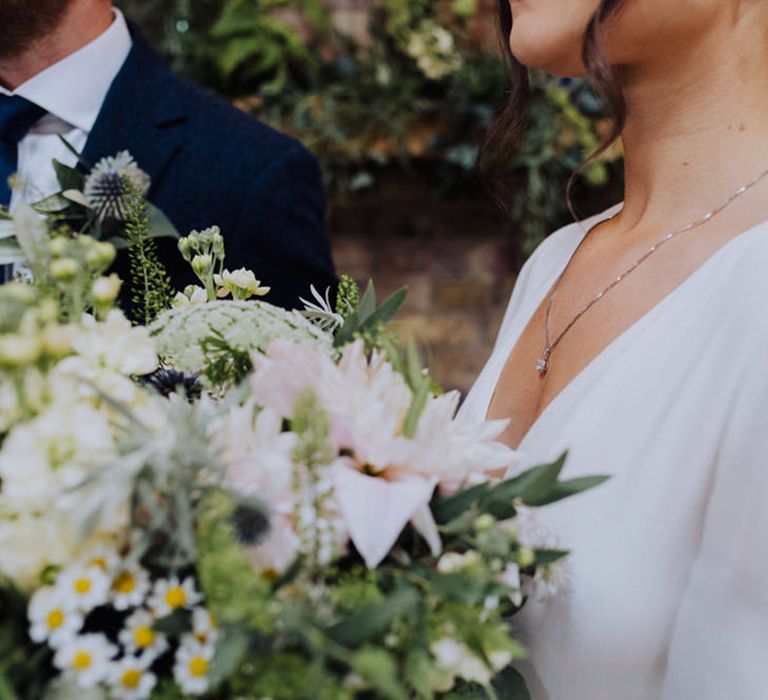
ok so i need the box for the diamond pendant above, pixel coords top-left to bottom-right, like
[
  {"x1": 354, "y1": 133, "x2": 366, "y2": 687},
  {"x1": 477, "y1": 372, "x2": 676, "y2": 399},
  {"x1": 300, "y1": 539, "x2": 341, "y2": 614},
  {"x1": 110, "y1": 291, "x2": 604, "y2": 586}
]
[{"x1": 536, "y1": 349, "x2": 550, "y2": 376}]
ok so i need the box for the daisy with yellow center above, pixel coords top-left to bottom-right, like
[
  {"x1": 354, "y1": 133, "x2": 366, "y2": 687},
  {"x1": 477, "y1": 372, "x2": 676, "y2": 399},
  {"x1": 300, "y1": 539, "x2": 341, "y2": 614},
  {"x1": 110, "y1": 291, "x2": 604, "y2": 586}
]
[
  {"x1": 173, "y1": 637, "x2": 214, "y2": 696},
  {"x1": 110, "y1": 564, "x2": 150, "y2": 611},
  {"x1": 56, "y1": 565, "x2": 110, "y2": 612},
  {"x1": 108, "y1": 656, "x2": 157, "y2": 700},
  {"x1": 148, "y1": 576, "x2": 201, "y2": 617},
  {"x1": 28, "y1": 586, "x2": 84, "y2": 648},
  {"x1": 119, "y1": 608, "x2": 169, "y2": 662},
  {"x1": 52, "y1": 633, "x2": 116, "y2": 688},
  {"x1": 191, "y1": 606, "x2": 220, "y2": 646}
]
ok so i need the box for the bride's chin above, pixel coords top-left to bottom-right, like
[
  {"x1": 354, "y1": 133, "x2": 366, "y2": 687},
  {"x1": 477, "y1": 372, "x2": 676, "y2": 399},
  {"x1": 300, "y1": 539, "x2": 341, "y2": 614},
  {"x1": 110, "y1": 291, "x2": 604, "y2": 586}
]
[{"x1": 508, "y1": 29, "x2": 585, "y2": 77}]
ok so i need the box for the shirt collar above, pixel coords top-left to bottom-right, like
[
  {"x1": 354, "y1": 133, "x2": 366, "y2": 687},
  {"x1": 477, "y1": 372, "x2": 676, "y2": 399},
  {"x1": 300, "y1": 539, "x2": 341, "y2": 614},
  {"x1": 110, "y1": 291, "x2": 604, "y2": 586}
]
[{"x1": 0, "y1": 8, "x2": 133, "y2": 133}]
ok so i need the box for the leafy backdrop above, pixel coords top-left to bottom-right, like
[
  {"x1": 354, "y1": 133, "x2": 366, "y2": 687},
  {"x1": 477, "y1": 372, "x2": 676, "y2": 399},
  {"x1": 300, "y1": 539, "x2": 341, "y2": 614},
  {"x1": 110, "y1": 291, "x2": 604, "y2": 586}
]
[{"x1": 116, "y1": 0, "x2": 624, "y2": 252}]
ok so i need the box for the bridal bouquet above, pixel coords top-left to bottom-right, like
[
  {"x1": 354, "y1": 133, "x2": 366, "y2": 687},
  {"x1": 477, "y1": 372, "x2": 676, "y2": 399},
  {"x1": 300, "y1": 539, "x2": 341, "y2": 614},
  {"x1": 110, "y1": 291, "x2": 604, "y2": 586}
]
[{"x1": 0, "y1": 153, "x2": 605, "y2": 700}]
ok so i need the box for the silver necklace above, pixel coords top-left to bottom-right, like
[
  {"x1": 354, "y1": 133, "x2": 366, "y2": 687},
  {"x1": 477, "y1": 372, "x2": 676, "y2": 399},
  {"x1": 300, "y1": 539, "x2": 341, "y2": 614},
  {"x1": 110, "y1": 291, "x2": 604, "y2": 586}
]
[{"x1": 537, "y1": 164, "x2": 768, "y2": 376}]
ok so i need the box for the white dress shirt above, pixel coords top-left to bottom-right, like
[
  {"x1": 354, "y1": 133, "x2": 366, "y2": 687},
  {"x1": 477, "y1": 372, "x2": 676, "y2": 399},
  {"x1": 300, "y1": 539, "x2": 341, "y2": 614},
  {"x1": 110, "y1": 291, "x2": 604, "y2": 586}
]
[
  {"x1": 461, "y1": 205, "x2": 768, "y2": 699},
  {"x1": 0, "y1": 8, "x2": 132, "y2": 210}
]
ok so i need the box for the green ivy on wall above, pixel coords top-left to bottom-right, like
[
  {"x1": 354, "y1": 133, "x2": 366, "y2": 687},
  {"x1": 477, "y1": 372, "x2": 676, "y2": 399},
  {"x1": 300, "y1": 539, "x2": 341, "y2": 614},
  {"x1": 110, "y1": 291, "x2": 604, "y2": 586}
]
[{"x1": 117, "y1": 0, "x2": 624, "y2": 252}]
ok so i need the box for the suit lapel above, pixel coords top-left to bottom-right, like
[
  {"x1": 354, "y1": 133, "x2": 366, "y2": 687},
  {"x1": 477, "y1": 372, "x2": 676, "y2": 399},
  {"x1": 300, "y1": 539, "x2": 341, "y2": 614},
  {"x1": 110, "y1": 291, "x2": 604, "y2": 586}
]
[{"x1": 82, "y1": 26, "x2": 188, "y2": 198}]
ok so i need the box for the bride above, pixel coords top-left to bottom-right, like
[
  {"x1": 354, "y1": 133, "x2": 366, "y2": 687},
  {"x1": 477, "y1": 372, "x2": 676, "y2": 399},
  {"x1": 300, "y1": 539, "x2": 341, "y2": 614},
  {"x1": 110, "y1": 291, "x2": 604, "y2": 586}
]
[{"x1": 461, "y1": 1, "x2": 768, "y2": 698}]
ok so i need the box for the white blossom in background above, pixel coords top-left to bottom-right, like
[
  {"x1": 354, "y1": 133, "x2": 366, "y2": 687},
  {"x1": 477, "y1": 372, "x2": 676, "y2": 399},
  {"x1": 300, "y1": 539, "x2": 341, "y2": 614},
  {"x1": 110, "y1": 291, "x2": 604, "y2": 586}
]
[
  {"x1": 173, "y1": 637, "x2": 214, "y2": 696},
  {"x1": 108, "y1": 656, "x2": 157, "y2": 700},
  {"x1": 28, "y1": 587, "x2": 84, "y2": 648},
  {"x1": 53, "y1": 634, "x2": 117, "y2": 688},
  {"x1": 148, "y1": 577, "x2": 202, "y2": 617},
  {"x1": 56, "y1": 565, "x2": 111, "y2": 613},
  {"x1": 119, "y1": 609, "x2": 169, "y2": 662}
]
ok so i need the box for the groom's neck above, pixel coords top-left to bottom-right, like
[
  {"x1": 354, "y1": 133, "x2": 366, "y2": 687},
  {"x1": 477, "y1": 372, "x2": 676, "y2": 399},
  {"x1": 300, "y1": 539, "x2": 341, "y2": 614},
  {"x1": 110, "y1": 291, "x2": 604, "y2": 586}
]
[{"x1": 0, "y1": 0, "x2": 114, "y2": 90}]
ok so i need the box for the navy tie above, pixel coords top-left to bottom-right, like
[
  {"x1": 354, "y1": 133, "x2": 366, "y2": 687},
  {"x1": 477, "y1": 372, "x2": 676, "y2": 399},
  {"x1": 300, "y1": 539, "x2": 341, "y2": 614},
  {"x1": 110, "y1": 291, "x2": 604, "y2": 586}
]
[
  {"x1": 0, "y1": 95, "x2": 46, "y2": 282},
  {"x1": 0, "y1": 95, "x2": 46, "y2": 206}
]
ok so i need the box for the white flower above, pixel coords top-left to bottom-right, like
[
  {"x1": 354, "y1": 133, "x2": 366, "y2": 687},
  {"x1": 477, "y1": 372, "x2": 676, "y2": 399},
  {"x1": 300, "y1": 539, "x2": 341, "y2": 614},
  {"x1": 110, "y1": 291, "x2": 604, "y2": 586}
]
[
  {"x1": 73, "y1": 310, "x2": 158, "y2": 376},
  {"x1": 148, "y1": 577, "x2": 201, "y2": 617},
  {"x1": 149, "y1": 300, "x2": 334, "y2": 376},
  {"x1": 28, "y1": 587, "x2": 84, "y2": 648},
  {"x1": 500, "y1": 562, "x2": 523, "y2": 607},
  {"x1": 56, "y1": 565, "x2": 111, "y2": 612},
  {"x1": 430, "y1": 637, "x2": 492, "y2": 687},
  {"x1": 299, "y1": 284, "x2": 344, "y2": 332},
  {"x1": 118, "y1": 609, "x2": 169, "y2": 661},
  {"x1": 91, "y1": 274, "x2": 122, "y2": 305},
  {"x1": 214, "y1": 268, "x2": 270, "y2": 300},
  {"x1": 191, "y1": 607, "x2": 220, "y2": 647},
  {"x1": 76, "y1": 544, "x2": 121, "y2": 576},
  {"x1": 108, "y1": 656, "x2": 157, "y2": 700},
  {"x1": 436, "y1": 550, "x2": 482, "y2": 574},
  {"x1": 110, "y1": 564, "x2": 151, "y2": 611},
  {"x1": 84, "y1": 151, "x2": 150, "y2": 222},
  {"x1": 0, "y1": 506, "x2": 112, "y2": 592},
  {"x1": 173, "y1": 637, "x2": 214, "y2": 696},
  {"x1": 53, "y1": 633, "x2": 116, "y2": 688},
  {"x1": 0, "y1": 402, "x2": 117, "y2": 512},
  {"x1": 173, "y1": 285, "x2": 208, "y2": 308}
]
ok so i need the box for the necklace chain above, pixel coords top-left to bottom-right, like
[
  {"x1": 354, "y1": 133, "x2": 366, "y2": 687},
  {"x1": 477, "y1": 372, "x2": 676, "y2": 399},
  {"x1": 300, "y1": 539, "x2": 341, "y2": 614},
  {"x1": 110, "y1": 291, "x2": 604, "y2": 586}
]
[{"x1": 537, "y1": 164, "x2": 768, "y2": 376}]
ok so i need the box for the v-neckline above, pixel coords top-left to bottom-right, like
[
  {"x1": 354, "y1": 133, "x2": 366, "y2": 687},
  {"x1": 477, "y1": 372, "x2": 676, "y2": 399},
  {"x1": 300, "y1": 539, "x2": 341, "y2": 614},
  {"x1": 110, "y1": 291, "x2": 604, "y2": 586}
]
[{"x1": 486, "y1": 207, "x2": 768, "y2": 451}]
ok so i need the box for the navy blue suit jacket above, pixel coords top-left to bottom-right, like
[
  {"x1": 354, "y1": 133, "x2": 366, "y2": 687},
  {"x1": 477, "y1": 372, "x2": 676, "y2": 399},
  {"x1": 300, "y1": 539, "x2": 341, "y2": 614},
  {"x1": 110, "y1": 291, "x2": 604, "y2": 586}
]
[{"x1": 82, "y1": 28, "x2": 336, "y2": 310}]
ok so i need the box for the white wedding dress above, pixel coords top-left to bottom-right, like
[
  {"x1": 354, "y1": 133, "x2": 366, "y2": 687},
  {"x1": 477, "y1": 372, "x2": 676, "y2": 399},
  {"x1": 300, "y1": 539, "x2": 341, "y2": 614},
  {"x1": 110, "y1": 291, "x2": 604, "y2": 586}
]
[{"x1": 460, "y1": 205, "x2": 768, "y2": 699}]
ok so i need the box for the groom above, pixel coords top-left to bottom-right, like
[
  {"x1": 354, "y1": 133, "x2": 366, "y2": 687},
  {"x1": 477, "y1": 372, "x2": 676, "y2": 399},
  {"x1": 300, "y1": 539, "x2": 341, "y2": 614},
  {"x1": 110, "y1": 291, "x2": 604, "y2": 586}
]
[{"x1": 0, "y1": 0, "x2": 336, "y2": 309}]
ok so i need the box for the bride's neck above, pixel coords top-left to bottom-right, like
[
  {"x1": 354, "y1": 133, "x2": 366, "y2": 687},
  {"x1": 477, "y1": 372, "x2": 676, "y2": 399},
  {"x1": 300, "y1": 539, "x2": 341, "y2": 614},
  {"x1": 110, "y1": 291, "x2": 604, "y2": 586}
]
[{"x1": 614, "y1": 7, "x2": 768, "y2": 229}]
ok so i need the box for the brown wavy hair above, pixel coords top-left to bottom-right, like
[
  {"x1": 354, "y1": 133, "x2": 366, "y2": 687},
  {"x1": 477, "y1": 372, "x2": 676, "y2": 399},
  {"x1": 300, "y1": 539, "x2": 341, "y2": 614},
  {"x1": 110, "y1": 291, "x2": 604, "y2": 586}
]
[{"x1": 481, "y1": 0, "x2": 627, "y2": 214}]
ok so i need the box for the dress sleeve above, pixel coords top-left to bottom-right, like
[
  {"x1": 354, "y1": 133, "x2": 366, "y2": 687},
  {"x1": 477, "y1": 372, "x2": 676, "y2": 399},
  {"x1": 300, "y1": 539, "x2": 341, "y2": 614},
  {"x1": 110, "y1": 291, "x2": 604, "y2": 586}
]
[{"x1": 660, "y1": 360, "x2": 768, "y2": 699}]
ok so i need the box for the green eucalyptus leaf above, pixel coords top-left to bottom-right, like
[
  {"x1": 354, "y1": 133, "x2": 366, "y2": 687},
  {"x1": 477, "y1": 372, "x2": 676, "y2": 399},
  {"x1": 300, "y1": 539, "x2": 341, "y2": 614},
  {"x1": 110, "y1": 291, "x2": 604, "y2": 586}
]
[
  {"x1": 147, "y1": 202, "x2": 180, "y2": 239},
  {"x1": 350, "y1": 647, "x2": 409, "y2": 700},
  {"x1": 152, "y1": 608, "x2": 193, "y2": 635},
  {"x1": 523, "y1": 475, "x2": 610, "y2": 507},
  {"x1": 207, "y1": 627, "x2": 250, "y2": 688},
  {"x1": 492, "y1": 666, "x2": 532, "y2": 700},
  {"x1": 52, "y1": 159, "x2": 85, "y2": 192}
]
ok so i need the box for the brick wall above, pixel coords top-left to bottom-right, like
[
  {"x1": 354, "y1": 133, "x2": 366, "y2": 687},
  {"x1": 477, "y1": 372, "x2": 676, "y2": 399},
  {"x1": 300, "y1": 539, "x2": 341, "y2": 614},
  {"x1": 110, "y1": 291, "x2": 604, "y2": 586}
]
[{"x1": 328, "y1": 168, "x2": 520, "y2": 396}]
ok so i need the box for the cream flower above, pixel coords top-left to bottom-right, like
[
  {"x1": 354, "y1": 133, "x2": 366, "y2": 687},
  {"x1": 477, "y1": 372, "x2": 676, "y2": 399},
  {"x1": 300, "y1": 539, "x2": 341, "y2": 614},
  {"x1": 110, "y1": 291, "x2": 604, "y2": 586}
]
[
  {"x1": 173, "y1": 637, "x2": 214, "y2": 696},
  {"x1": 119, "y1": 608, "x2": 170, "y2": 661},
  {"x1": 56, "y1": 565, "x2": 111, "y2": 612},
  {"x1": 0, "y1": 402, "x2": 116, "y2": 512},
  {"x1": 214, "y1": 268, "x2": 270, "y2": 300},
  {"x1": 173, "y1": 285, "x2": 208, "y2": 308},
  {"x1": 53, "y1": 633, "x2": 116, "y2": 688},
  {"x1": 148, "y1": 576, "x2": 201, "y2": 617},
  {"x1": 108, "y1": 656, "x2": 157, "y2": 700},
  {"x1": 73, "y1": 310, "x2": 157, "y2": 376},
  {"x1": 28, "y1": 587, "x2": 84, "y2": 648}
]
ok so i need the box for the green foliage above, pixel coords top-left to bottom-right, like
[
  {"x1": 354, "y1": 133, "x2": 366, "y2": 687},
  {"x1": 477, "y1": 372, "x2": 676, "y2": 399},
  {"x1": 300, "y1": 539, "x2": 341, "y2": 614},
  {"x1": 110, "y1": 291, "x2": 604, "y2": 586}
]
[
  {"x1": 0, "y1": 580, "x2": 53, "y2": 700},
  {"x1": 124, "y1": 181, "x2": 175, "y2": 324},
  {"x1": 196, "y1": 490, "x2": 275, "y2": 629},
  {"x1": 200, "y1": 329, "x2": 254, "y2": 391}
]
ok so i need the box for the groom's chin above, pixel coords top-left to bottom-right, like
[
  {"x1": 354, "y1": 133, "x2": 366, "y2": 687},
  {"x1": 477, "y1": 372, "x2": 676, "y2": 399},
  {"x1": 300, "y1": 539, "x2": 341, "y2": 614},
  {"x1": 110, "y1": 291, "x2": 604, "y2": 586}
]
[{"x1": 0, "y1": 0, "x2": 75, "y2": 60}]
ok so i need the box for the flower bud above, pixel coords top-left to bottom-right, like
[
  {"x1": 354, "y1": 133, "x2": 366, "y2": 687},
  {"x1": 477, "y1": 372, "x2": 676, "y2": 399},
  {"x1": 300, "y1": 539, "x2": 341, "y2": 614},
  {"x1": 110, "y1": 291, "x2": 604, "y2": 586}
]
[
  {"x1": 191, "y1": 254, "x2": 212, "y2": 277},
  {"x1": 178, "y1": 236, "x2": 193, "y2": 261},
  {"x1": 516, "y1": 546, "x2": 535, "y2": 568},
  {"x1": 42, "y1": 324, "x2": 73, "y2": 357},
  {"x1": 48, "y1": 238, "x2": 67, "y2": 256},
  {"x1": 91, "y1": 274, "x2": 122, "y2": 304},
  {"x1": 85, "y1": 241, "x2": 116, "y2": 269},
  {"x1": 0, "y1": 333, "x2": 42, "y2": 366},
  {"x1": 473, "y1": 514, "x2": 496, "y2": 532},
  {"x1": 36, "y1": 299, "x2": 60, "y2": 325},
  {"x1": 49, "y1": 258, "x2": 79, "y2": 282}
]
